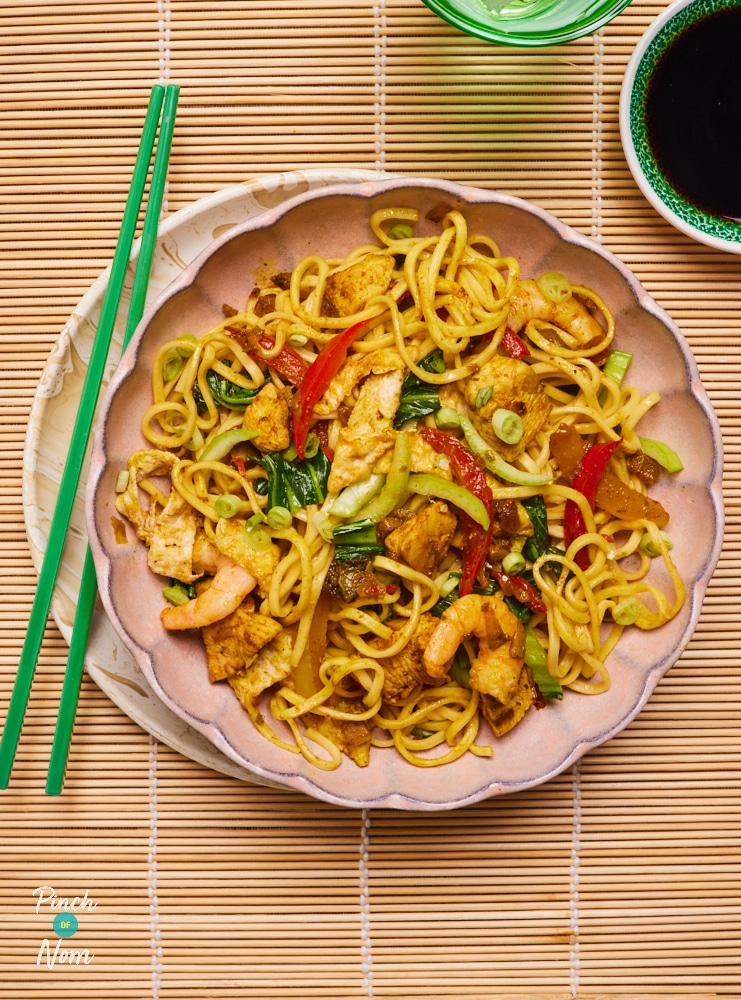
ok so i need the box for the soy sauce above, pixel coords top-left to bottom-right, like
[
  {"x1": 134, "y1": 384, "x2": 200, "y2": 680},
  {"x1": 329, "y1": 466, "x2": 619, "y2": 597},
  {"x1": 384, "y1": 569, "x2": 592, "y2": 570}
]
[{"x1": 644, "y1": 7, "x2": 741, "y2": 219}]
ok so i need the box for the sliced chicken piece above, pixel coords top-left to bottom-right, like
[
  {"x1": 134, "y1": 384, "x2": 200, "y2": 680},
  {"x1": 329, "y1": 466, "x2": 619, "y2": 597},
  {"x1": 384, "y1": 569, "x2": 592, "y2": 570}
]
[
  {"x1": 202, "y1": 598, "x2": 283, "y2": 682},
  {"x1": 327, "y1": 369, "x2": 404, "y2": 493},
  {"x1": 228, "y1": 629, "x2": 294, "y2": 705},
  {"x1": 383, "y1": 501, "x2": 457, "y2": 577},
  {"x1": 480, "y1": 666, "x2": 538, "y2": 737},
  {"x1": 115, "y1": 449, "x2": 178, "y2": 544},
  {"x1": 321, "y1": 253, "x2": 394, "y2": 318},
  {"x1": 372, "y1": 429, "x2": 453, "y2": 480},
  {"x1": 370, "y1": 614, "x2": 441, "y2": 705},
  {"x1": 214, "y1": 516, "x2": 281, "y2": 598},
  {"x1": 147, "y1": 487, "x2": 200, "y2": 583},
  {"x1": 314, "y1": 696, "x2": 372, "y2": 767},
  {"x1": 464, "y1": 355, "x2": 551, "y2": 462},
  {"x1": 314, "y1": 348, "x2": 405, "y2": 416},
  {"x1": 241, "y1": 382, "x2": 291, "y2": 453}
]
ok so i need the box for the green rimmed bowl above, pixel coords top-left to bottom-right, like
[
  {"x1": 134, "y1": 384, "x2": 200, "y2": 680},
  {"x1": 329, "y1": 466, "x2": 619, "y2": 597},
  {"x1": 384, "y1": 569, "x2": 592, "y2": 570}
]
[
  {"x1": 620, "y1": 0, "x2": 741, "y2": 254},
  {"x1": 421, "y1": 0, "x2": 632, "y2": 46}
]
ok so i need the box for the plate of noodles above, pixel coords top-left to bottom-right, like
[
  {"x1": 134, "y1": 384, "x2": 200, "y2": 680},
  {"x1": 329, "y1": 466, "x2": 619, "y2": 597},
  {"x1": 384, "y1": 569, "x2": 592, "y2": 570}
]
[{"x1": 86, "y1": 176, "x2": 724, "y2": 810}]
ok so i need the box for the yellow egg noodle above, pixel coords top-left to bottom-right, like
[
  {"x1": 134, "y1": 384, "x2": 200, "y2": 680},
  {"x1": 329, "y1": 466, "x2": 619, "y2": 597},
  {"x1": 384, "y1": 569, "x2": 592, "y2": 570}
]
[{"x1": 114, "y1": 206, "x2": 685, "y2": 770}]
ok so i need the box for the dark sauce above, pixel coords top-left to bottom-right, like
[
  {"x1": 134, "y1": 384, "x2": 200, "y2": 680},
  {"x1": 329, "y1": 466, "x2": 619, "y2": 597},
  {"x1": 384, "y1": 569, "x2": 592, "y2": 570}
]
[{"x1": 644, "y1": 6, "x2": 741, "y2": 220}]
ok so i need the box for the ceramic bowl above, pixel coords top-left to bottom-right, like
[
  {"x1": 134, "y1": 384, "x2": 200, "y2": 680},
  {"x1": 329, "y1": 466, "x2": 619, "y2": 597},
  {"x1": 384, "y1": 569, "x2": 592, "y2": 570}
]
[
  {"x1": 620, "y1": 0, "x2": 741, "y2": 253},
  {"x1": 421, "y1": 0, "x2": 632, "y2": 47},
  {"x1": 86, "y1": 177, "x2": 724, "y2": 810}
]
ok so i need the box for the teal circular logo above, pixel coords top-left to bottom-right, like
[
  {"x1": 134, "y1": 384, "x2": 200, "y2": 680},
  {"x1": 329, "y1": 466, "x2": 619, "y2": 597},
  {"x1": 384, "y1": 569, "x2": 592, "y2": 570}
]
[{"x1": 53, "y1": 912, "x2": 78, "y2": 938}]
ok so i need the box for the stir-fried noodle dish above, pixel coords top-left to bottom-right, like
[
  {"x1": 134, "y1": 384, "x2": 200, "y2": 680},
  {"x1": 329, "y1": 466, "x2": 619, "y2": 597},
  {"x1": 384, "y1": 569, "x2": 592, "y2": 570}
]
[{"x1": 114, "y1": 205, "x2": 685, "y2": 770}]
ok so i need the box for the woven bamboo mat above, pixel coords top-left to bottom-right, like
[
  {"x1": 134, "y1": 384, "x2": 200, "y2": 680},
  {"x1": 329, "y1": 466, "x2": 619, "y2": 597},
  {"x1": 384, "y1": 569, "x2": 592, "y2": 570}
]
[{"x1": 1, "y1": 1, "x2": 739, "y2": 997}]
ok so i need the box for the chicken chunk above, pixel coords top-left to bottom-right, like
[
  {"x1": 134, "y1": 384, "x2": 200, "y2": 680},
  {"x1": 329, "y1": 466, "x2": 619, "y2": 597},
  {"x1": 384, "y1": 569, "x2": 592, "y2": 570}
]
[
  {"x1": 327, "y1": 369, "x2": 404, "y2": 492},
  {"x1": 147, "y1": 487, "x2": 200, "y2": 583},
  {"x1": 370, "y1": 614, "x2": 441, "y2": 705},
  {"x1": 115, "y1": 449, "x2": 178, "y2": 544},
  {"x1": 321, "y1": 253, "x2": 394, "y2": 318},
  {"x1": 228, "y1": 630, "x2": 294, "y2": 706},
  {"x1": 241, "y1": 382, "x2": 291, "y2": 453},
  {"x1": 214, "y1": 516, "x2": 281, "y2": 597},
  {"x1": 314, "y1": 348, "x2": 405, "y2": 416},
  {"x1": 464, "y1": 355, "x2": 551, "y2": 462},
  {"x1": 314, "y1": 696, "x2": 372, "y2": 767},
  {"x1": 202, "y1": 599, "x2": 283, "y2": 682},
  {"x1": 383, "y1": 501, "x2": 457, "y2": 577},
  {"x1": 372, "y1": 430, "x2": 453, "y2": 480},
  {"x1": 480, "y1": 666, "x2": 538, "y2": 737}
]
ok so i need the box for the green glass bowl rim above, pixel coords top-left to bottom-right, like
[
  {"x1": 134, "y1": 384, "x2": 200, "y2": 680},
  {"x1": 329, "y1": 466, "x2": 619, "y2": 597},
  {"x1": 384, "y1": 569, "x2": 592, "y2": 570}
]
[
  {"x1": 629, "y1": 0, "x2": 741, "y2": 245},
  {"x1": 421, "y1": 0, "x2": 633, "y2": 46}
]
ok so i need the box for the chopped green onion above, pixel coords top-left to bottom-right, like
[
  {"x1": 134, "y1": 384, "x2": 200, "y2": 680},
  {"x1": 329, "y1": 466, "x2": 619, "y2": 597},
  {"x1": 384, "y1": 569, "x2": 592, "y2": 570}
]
[
  {"x1": 475, "y1": 386, "x2": 493, "y2": 410},
  {"x1": 411, "y1": 727, "x2": 438, "y2": 739},
  {"x1": 639, "y1": 530, "x2": 673, "y2": 558},
  {"x1": 448, "y1": 647, "x2": 471, "y2": 689},
  {"x1": 407, "y1": 472, "x2": 490, "y2": 530},
  {"x1": 637, "y1": 435, "x2": 684, "y2": 473},
  {"x1": 458, "y1": 414, "x2": 552, "y2": 487},
  {"x1": 214, "y1": 493, "x2": 242, "y2": 519},
  {"x1": 330, "y1": 473, "x2": 385, "y2": 518},
  {"x1": 184, "y1": 427, "x2": 204, "y2": 452},
  {"x1": 612, "y1": 597, "x2": 640, "y2": 626},
  {"x1": 435, "y1": 407, "x2": 462, "y2": 430},
  {"x1": 303, "y1": 432, "x2": 320, "y2": 459},
  {"x1": 524, "y1": 624, "x2": 562, "y2": 699},
  {"x1": 288, "y1": 333, "x2": 308, "y2": 347},
  {"x1": 162, "y1": 584, "x2": 190, "y2": 606},
  {"x1": 388, "y1": 222, "x2": 414, "y2": 240},
  {"x1": 491, "y1": 407, "x2": 524, "y2": 445},
  {"x1": 313, "y1": 512, "x2": 336, "y2": 542},
  {"x1": 200, "y1": 428, "x2": 259, "y2": 463},
  {"x1": 266, "y1": 505, "x2": 292, "y2": 530},
  {"x1": 245, "y1": 523, "x2": 272, "y2": 552},
  {"x1": 536, "y1": 271, "x2": 571, "y2": 303},
  {"x1": 162, "y1": 348, "x2": 184, "y2": 382},
  {"x1": 246, "y1": 511, "x2": 265, "y2": 528},
  {"x1": 502, "y1": 551, "x2": 526, "y2": 575},
  {"x1": 357, "y1": 432, "x2": 412, "y2": 523},
  {"x1": 603, "y1": 349, "x2": 633, "y2": 386},
  {"x1": 115, "y1": 470, "x2": 129, "y2": 493}
]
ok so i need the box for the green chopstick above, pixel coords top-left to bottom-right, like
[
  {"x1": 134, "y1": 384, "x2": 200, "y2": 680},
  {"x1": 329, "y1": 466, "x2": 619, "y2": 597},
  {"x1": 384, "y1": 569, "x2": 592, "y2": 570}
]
[
  {"x1": 45, "y1": 84, "x2": 180, "y2": 796},
  {"x1": 0, "y1": 85, "x2": 172, "y2": 791}
]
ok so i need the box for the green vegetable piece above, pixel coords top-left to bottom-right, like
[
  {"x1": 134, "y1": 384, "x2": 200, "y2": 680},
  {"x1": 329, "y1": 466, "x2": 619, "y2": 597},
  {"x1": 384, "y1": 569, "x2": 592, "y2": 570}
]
[
  {"x1": 536, "y1": 271, "x2": 571, "y2": 303},
  {"x1": 475, "y1": 386, "x2": 493, "y2": 410},
  {"x1": 448, "y1": 647, "x2": 472, "y2": 690},
  {"x1": 162, "y1": 348, "x2": 184, "y2": 383},
  {"x1": 388, "y1": 222, "x2": 414, "y2": 240},
  {"x1": 266, "y1": 505, "x2": 292, "y2": 530},
  {"x1": 162, "y1": 584, "x2": 190, "y2": 607},
  {"x1": 394, "y1": 349, "x2": 444, "y2": 429},
  {"x1": 502, "y1": 551, "x2": 526, "y2": 575},
  {"x1": 435, "y1": 407, "x2": 462, "y2": 430},
  {"x1": 200, "y1": 428, "x2": 259, "y2": 463},
  {"x1": 333, "y1": 519, "x2": 378, "y2": 546},
  {"x1": 331, "y1": 474, "x2": 385, "y2": 518},
  {"x1": 524, "y1": 624, "x2": 563, "y2": 699},
  {"x1": 334, "y1": 544, "x2": 386, "y2": 562},
  {"x1": 638, "y1": 530, "x2": 673, "y2": 558},
  {"x1": 603, "y1": 349, "x2": 633, "y2": 386},
  {"x1": 407, "y1": 472, "x2": 490, "y2": 530},
  {"x1": 245, "y1": 523, "x2": 272, "y2": 552},
  {"x1": 491, "y1": 407, "x2": 524, "y2": 445},
  {"x1": 357, "y1": 432, "x2": 412, "y2": 523},
  {"x1": 612, "y1": 597, "x2": 640, "y2": 626},
  {"x1": 458, "y1": 414, "x2": 552, "y2": 487},
  {"x1": 637, "y1": 435, "x2": 684, "y2": 473},
  {"x1": 214, "y1": 493, "x2": 242, "y2": 519}
]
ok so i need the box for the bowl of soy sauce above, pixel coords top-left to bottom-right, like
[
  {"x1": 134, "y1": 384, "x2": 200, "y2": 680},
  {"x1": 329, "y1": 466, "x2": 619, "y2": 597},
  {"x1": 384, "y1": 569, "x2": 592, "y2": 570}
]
[{"x1": 620, "y1": 0, "x2": 741, "y2": 253}]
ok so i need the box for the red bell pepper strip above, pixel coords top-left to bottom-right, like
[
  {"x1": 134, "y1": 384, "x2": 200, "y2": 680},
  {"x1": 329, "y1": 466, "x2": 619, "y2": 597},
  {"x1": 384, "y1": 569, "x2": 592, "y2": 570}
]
[
  {"x1": 292, "y1": 319, "x2": 370, "y2": 458},
  {"x1": 500, "y1": 326, "x2": 530, "y2": 359},
  {"x1": 564, "y1": 439, "x2": 621, "y2": 570},
  {"x1": 252, "y1": 335, "x2": 309, "y2": 387},
  {"x1": 493, "y1": 570, "x2": 547, "y2": 614},
  {"x1": 420, "y1": 425, "x2": 494, "y2": 596}
]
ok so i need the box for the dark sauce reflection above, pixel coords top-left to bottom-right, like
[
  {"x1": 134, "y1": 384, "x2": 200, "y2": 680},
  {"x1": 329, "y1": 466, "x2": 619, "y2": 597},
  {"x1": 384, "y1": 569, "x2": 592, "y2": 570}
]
[{"x1": 645, "y1": 7, "x2": 741, "y2": 220}]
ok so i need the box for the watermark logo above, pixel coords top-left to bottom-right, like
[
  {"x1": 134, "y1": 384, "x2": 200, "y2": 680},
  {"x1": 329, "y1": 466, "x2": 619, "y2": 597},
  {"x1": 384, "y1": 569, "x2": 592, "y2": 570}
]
[{"x1": 32, "y1": 886, "x2": 96, "y2": 968}]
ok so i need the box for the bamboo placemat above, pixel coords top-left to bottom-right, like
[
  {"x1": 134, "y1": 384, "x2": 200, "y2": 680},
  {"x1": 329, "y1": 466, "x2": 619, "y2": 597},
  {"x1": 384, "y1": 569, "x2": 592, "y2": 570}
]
[{"x1": 1, "y1": 1, "x2": 739, "y2": 997}]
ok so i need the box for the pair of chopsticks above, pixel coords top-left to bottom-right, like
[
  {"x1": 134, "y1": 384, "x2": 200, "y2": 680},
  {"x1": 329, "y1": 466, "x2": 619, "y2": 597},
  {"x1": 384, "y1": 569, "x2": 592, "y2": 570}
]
[{"x1": 0, "y1": 84, "x2": 180, "y2": 794}]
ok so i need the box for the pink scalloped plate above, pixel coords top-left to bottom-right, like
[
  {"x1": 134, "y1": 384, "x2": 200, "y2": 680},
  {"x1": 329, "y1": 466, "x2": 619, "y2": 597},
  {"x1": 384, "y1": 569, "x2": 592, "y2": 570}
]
[{"x1": 86, "y1": 177, "x2": 724, "y2": 810}]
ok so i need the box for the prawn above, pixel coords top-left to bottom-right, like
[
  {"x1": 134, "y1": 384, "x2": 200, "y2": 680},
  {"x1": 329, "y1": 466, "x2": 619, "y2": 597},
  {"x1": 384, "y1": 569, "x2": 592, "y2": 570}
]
[
  {"x1": 161, "y1": 549, "x2": 257, "y2": 630},
  {"x1": 424, "y1": 594, "x2": 526, "y2": 705},
  {"x1": 507, "y1": 279, "x2": 605, "y2": 346}
]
